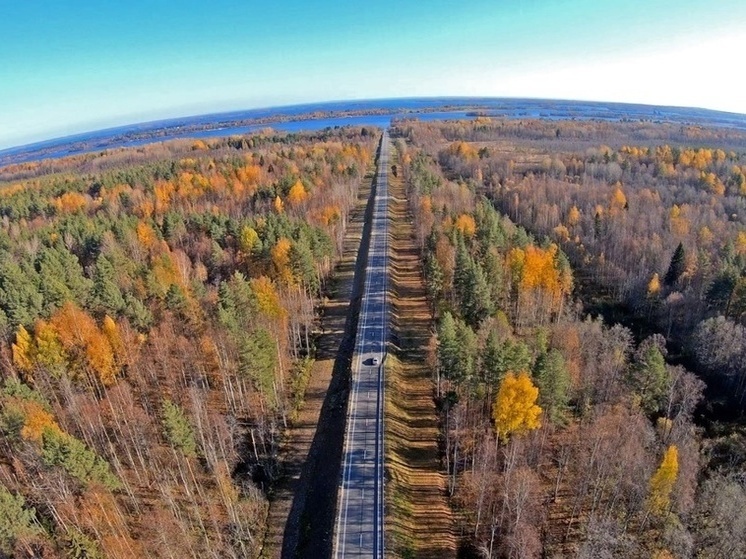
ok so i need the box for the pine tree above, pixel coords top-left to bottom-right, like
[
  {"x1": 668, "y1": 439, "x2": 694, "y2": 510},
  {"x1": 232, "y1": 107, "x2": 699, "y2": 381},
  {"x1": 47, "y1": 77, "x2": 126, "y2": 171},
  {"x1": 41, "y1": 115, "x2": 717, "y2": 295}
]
[
  {"x1": 41, "y1": 428, "x2": 121, "y2": 489},
  {"x1": 239, "y1": 328, "x2": 278, "y2": 405},
  {"x1": 629, "y1": 338, "x2": 670, "y2": 414},
  {"x1": 453, "y1": 239, "x2": 472, "y2": 306},
  {"x1": 482, "y1": 249, "x2": 504, "y2": 305},
  {"x1": 290, "y1": 237, "x2": 319, "y2": 292},
  {"x1": 36, "y1": 246, "x2": 92, "y2": 312},
  {"x1": 454, "y1": 320, "x2": 478, "y2": 385},
  {"x1": 437, "y1": 312, "x2": 459, "y2": 382},
  {"x1": 122, "y1": 293, "x2": 152, "y2": 331},
  {"x1": 91, "y1": 255, "x2": 125, "y2": 315},
  {"x1": 501, "y1": 339, "x2": 533, "y2": 375},
  {"x1": 424, "y1": 254, "x2": 444, "y2": 306},
  {"x1": 0, "y1": 484, "x2": 39, "y2": 554},
  {"x1": 161, "y1": 399, "x2": 197, "y2": 457},
  {"x1": 534, "y1": 349, "x2": 571, "y2": 424},
  {"x1": 664, "y1": 242, "x2": 686, "y2": 286},
  {"x1": 480, "y1": 330, "x2": 504, "y2": 387},
  {"x1": 165, "y1": 284, "x2": 189, "y2": 315},
  {"x1": 463, "y1": 262, "x2": 494, "y2": 327},
  {"x1": 0, "y1": 257, "x2": 43, "y2": 328},
  {"x1": 65, "y1": 528, "x2": 103, "y2": 559}
]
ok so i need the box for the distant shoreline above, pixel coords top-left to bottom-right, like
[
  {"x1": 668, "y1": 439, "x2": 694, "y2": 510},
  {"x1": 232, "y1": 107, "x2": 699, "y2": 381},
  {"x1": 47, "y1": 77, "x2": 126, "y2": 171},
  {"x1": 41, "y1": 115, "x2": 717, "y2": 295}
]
[{"x1": 3, "y1": 97, "x2": 746, "y2": 168}]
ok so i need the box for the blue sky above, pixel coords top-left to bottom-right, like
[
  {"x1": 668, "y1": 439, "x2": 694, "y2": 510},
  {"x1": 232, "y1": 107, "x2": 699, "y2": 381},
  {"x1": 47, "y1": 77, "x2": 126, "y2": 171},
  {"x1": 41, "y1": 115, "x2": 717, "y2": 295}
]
[{"x1": 2, "y1": 0, "x2": 746, "y2": 149}]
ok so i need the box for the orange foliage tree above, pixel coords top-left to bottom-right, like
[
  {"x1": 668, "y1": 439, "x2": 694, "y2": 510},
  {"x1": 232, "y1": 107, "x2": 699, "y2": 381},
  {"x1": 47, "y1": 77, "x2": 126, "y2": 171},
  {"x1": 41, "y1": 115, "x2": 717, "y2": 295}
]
[
  {"x1": 54, "y1": 192, "x2": 88, "y2": 214},
  {"x1": 286, "y1": 179, "x2": 308, "y2": 207},
  {"x1": 17, "y1": 399, "x2": 63, "y2": 442},
  {"x1": 50, "y1": 302, "x2": 118, "y2": 386},
  {"x1": 454, "y1": 214, "x2": 477, "y2": 237}
]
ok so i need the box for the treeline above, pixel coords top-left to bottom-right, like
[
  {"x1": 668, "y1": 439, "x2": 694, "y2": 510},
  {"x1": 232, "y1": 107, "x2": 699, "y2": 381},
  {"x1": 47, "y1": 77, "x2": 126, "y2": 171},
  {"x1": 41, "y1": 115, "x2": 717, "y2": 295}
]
[
  {"x1": 394, "y1": 119, "x2": 746, "y2": 558},
  {"x1": 0, "y1": 129, "x2": 376, "y2": 557}
]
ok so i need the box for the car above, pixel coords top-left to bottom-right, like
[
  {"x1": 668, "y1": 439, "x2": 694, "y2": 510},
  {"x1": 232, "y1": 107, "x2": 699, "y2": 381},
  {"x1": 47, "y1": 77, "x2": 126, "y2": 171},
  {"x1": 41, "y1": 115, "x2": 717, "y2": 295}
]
[{"x1": 371, "y1": 357, "x2": 380, "y2": 366}]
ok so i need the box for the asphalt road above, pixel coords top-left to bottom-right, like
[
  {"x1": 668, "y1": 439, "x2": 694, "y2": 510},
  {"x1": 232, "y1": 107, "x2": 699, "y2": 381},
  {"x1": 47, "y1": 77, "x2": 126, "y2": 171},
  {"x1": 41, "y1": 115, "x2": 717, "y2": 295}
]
[{"x1": 333, "y1": 131, "x2": 390, "y2": 558}]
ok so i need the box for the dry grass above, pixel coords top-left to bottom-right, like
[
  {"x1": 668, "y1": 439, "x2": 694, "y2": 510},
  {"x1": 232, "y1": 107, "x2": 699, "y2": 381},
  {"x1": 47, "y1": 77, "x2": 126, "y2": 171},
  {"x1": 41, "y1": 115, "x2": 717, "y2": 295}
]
[{"x1": 385, "y1": 147, "x2": 457, "y2": 559}]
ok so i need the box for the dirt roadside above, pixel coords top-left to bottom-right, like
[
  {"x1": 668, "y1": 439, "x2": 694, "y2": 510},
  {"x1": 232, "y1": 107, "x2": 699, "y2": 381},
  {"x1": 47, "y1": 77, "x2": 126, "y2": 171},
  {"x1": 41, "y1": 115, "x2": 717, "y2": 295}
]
[
  {"x1": 385, "y1": 144, "x2": 457, "y2": 558},
  {"x1": 261, "y1": 138, "x2": 380, "y2": 559}
]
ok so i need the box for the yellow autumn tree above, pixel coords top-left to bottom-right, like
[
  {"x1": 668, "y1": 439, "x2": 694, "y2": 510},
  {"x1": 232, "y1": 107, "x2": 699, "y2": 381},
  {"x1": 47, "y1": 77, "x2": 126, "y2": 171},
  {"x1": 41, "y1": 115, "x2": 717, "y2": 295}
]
[
  {"x1": 236, "y1": 164, "x2": 262, "y2": 186},
  {"x1": 567, "y1": 205, "x2": 581, "y2": 227},
  {"x1": 518, "y1": 244, "x2": 568, "y2": 303},
  {"x1": 735, "y1": 231, "x2": 746, "y2": 256},
  {"x1": 449, "y1": 141, "x2": 478, "y2": 160},
  {"x1": 102, "y1": 315, "x2": 124, "y2": 366},
  {"x1": 150, "y1": 252, "x2": 184, "y2": 297},
  {"x1": 648, "y1": 445, "x2": 679, "y2": 515},
  {"x1": 647, "y1": 273, "x2": 661, "y2": 296},
  {"x1": 319, "y1": 205, "x2": 341, "y2": 226},
  {"x1": 610, "y1": 186, "x2": 627, "y2": 211},
  {"x1": 700, "y1": 171, "x2": 725, "y2": 195},
  {"x1": 669, "y1": 204, "x2": 690, "y2": 236},
  {"x1": 50, "y1": 303, "x2": 91, "y2": 358},
  {"x1": 273, "y1": 195, "x2": 284, "y2": 214},
  {"x1": 238, "y1": 225, "x2": 260, "y2": 256},
  {"x1": 698, "y1": 226, "x2": 714, "y2": 246},
  {"x1": 656, "y1": 145, "x2": 674, "y2": 164},
  {"x1": 153, "y1": 181, "x2": 175, "y2": 214},
  {"x1": 553, "y1": 224, "x2": 570, "y2": 241},
  {"x1": 287, "y1": 179, "x2": 308, "y2": 207},
  {"x1": 420, "y1": 195, "x2": 432, "y2": 215},
  {"x1": 271, "y1": 237, "x2": 294, "y2": 286},
  {"x1": 11, "y1": 325, "x2": 34, "y2": 374},
  {"x1": 493, "y1": 371, "x2": 542, "y2": 441},
  {"x1": 33, "y1": 320, "x2": 68, "y2": 373},
  {"x1": 251, "y1": 276, "x2": 286, "y2": 319},
  {"x1": 86, "y1": 330, "x2": 117, "y2": 386},
  {"x1": 453, "y1": 214, "x2": 476, "y2": 237}
]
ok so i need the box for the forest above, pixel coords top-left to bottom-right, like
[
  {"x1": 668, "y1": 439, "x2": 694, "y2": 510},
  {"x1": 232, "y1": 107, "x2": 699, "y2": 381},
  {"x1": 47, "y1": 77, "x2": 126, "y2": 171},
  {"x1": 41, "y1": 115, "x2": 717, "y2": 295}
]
[
  {"x1": 3, "y1": 113, "x2": 746, "y2": 559},
  {"x1": 392, "y1": 117, "x2": 746, "y2": 558},
  {"x1": 0, "y1": 128, "x2": 376, "y2": 558}
]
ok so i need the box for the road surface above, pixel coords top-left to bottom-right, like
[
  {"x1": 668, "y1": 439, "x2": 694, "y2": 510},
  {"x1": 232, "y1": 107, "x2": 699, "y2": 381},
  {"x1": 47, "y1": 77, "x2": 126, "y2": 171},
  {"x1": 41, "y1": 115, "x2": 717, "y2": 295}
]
[{"x1": 333, "y1": 131, "x2": 390, "y2": 558}]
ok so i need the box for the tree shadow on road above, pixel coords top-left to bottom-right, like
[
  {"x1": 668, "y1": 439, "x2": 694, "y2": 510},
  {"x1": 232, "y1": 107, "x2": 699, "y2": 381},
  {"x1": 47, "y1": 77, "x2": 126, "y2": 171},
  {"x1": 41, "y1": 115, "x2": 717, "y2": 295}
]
[{"x1": 280, "y1": 143, "x2": 380, "y2": 559}]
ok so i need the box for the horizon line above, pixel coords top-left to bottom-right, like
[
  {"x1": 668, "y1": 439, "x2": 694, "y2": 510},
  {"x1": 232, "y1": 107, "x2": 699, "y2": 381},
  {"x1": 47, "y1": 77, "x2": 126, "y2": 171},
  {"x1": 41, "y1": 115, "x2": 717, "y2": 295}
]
[{"x1": 3, "y1": 94, "x2": 746, "y2": 156}]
